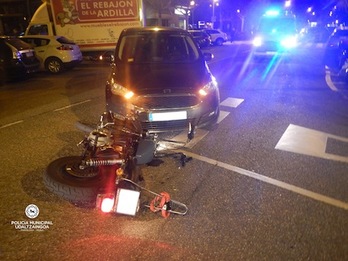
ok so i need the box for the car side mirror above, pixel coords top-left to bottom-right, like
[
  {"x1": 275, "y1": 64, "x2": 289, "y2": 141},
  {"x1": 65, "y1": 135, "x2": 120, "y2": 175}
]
[{"x1": 203, "y1": 52, "x2": 213, "y2": 61}]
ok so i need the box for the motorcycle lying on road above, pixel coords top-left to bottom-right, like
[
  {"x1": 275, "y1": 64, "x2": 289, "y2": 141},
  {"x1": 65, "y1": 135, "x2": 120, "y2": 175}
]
[{"x1": 44, "y1": 110, "x2": 191, "y2": 217}]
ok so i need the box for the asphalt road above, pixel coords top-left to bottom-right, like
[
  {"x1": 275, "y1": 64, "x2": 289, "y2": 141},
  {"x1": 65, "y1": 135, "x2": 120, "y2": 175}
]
[{"x1": 1, "y1": 42, "x2": 348, "y2": 260}]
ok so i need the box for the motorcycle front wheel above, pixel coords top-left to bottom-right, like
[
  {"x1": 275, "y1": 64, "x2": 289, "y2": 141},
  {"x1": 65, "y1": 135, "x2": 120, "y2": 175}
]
[{"x1": 44, "y1": 156, "x2": 108, "y2": 206}]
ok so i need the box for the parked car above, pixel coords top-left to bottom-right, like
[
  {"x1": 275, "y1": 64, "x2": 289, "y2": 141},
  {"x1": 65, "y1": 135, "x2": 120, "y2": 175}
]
[
  {"x1": 188, "y1": 30, "x2": 212, "y2": 48},
  {"x1": 105, "y1": 26, "x2": 220, "y2": 134},
  {"x1": 203, "y1": 29, "x2": 228, "y2": 46},
  {"x1": 326, "y1": 26, "x2": 348, "y2": 48},
  {"x1": 20, "y1": 35, "x2": 83, "y2": 73},
  {"x1": 323, "y1": 26, "x2": 348, "y2": 78},
  {"x1": 0, "y1": 36, "x2": 40, "y2": 83}
]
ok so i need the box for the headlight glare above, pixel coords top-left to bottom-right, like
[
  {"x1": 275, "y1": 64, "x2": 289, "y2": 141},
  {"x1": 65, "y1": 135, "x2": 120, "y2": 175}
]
[
  {"x1": 111, "y1": 83, "x2": 134, "y2": 100},
  {"x1": 280, "y1": 36, "x2": 298, "y2": 48},
  {"x1": 253, "y1": 36, "x2": 262, "y2": 47},
  {"x1": 124, "y1": 91, "x2": 134, "y2": 99},
  {"x1": 199, "y1": 78, "x2": 218, "y2": 97}
]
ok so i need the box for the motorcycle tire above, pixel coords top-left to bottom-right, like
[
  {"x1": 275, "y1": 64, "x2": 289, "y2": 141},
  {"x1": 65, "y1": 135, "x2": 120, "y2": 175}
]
[{"x1": 44, "y1": 156, "x2": 108, "y2": 206}]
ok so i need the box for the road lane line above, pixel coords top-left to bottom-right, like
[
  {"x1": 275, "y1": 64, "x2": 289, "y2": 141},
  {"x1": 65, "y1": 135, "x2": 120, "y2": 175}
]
[
  {"x1": 54, "y1": 99, "x2": 91, "y2": 112},
  {"x1": 0, "y1": 120, "x2": 24, "y2": 129},
  {"x1": 180, "y1": 150, "x2": 348, "y2": 210}
]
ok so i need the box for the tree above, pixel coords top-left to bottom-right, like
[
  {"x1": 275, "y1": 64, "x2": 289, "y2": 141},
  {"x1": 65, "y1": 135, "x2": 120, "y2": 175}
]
[{"x1": 144, "y1": 0, "x2": 173, "y2": 26}]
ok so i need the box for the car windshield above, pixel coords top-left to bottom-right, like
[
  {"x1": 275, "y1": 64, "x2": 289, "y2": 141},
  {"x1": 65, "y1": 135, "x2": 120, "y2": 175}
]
[
  {"x1": 117, "y1": 32, "x2": 199, "y2": 63},
  {"x1": 258, "y1": 17, "x2": 297, "y2": 34}
]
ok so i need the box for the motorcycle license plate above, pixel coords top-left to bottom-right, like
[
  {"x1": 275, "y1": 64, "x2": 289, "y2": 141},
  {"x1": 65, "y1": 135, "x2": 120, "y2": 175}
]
[{"x1": 149, "y1": 111, "x2": 187, "y2": 122}]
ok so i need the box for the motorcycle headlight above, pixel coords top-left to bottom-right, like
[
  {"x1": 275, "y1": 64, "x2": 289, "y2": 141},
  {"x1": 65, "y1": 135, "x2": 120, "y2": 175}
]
[
  {"x1": 199, "y1": 76, "x2": 218, "y2": 97},
  {"x1": 111, "y1": 83, "x2": 134, "y2": 100}
]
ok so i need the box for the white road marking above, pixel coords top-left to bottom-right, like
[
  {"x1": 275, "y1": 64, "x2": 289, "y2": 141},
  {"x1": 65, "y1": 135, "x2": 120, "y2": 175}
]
[
  {"x1": 325, "y1": 69, "x2": 339, "y2": 92},
  {"x1": 0, "y1": 120, "x2": 24, "y2": 129},
  {"x1": 180, "y1": 150, "x2": 348, "y2": 210},
  {"x1": 275, "y1": 124, "x2": 348, "y2": 163},
  {"x1": 220, "y1": 97, "x2": 244, "y2": 108},
  {"x1": 54, "y1": 99, "x2": 91, "y2": 112}
]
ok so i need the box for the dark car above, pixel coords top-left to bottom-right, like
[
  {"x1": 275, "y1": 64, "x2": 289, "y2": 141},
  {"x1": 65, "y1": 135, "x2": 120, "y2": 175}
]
[
  {"x1": 323, "y1": 26, "x2": 348, "y2": 76},
  {"x1": 0, "y1": 36, "x2": 40, "y2": 83},
  {"x1": 105, "y1": 26, "x2": 220, "y2": 134},
  {"x1": 188, "y1": 30, "x2": 212, "y2": 48}
]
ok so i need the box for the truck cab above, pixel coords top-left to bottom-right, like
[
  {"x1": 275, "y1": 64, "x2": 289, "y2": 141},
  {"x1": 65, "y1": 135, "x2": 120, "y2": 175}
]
[
  {"x1": 25, "y1": 0, "x2": 144, "y2": 56},
  {"x1": 25, "y1": 2, "x2": 54, "y2": 36}
]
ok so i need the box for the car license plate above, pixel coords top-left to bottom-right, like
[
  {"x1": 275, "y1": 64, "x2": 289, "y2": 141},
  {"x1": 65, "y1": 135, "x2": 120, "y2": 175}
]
[
  {"x1": 149, "y1": 111, "x2": 187, "y2": 122},
  {"x1": 25, "y1": 52, "x2": 33, "y2": 57}
]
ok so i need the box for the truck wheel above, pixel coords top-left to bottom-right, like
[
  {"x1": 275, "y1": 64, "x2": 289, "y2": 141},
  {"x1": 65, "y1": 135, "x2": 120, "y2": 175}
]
[
  {"x1": 45, "y1": 57, "x2": 64, "y2": 74},
  {"x1": 44, "y1": 156, "x2": 107, "y2": 206}
]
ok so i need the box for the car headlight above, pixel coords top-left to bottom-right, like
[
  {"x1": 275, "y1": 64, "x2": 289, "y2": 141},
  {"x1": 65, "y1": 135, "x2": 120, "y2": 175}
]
[
  {"x1": 199, "y1": 76, "x2": 218, "y2": 97},
  {"x1": 111, "y1": 83, "x2": 134, "y2": 100},
  {"x1": 12, "y1": 51, "x2": 22, "y2": 60},
  {"x1": 253, "y1": 36, "x2": 263, "y2": 47},
  {"x1": 280, "y1": 36, "x2": 298, "y2": 48}
]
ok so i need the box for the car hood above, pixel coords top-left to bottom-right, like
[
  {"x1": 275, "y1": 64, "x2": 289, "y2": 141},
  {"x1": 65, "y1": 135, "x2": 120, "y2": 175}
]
[{"x1": 113, "y1": 60, "x2": 211, "y2": 94}]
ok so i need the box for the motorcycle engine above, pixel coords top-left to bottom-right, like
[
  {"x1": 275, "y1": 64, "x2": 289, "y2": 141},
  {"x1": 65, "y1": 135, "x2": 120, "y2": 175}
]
[{"x1": 87, "y1": 129, "x2": 113, "y2": 148}]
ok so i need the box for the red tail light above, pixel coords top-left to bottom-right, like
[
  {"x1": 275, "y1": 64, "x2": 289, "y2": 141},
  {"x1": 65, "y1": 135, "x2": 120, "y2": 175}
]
[
  {"x1": 57, "y1": 45, "x2": 73, "y2": 51},
  {"x1": 96, "y1": 193, "x2": 116, "y2": 213}
]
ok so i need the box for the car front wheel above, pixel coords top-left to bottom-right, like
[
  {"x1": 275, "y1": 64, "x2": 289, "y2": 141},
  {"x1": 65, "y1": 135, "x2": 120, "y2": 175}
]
[
  {"x1": 215, "y1": 38, "x2": 224, "y2": 46},
  {"x1": 45, "y1": 57, "x2": 64, "y2": 73}
]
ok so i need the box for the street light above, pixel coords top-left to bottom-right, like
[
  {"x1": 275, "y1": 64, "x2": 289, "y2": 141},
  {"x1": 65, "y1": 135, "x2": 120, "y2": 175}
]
[
  {"x1": 211, "y1": 0, "x2": 219, "y2": 28},
  {"x1": 190, "y1": 1, "x2": 196, "y2": 28}
]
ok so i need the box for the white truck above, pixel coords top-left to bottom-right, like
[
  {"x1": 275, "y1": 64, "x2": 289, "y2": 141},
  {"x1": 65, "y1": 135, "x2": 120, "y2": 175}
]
[{"x1": 25, "y1": 0, "x2": 144, "y2": 55}]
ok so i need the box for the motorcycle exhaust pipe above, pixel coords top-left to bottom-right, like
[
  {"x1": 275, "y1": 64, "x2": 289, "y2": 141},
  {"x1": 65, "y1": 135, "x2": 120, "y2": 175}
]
[{"x1": 84, "y1": 159, "x2": 124, "y2": 167}]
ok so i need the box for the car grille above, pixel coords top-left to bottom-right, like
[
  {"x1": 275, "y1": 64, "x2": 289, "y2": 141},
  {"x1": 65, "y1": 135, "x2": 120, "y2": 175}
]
[
  {"x1": 134, "y1": 95, "x2": 199, "y2": 109},
  {"x1": 141, "y1": 119, "x2": 191, "y2": 132},
  {"x1": 260, "y1": 41, "x2": 285, "y2": 52}
]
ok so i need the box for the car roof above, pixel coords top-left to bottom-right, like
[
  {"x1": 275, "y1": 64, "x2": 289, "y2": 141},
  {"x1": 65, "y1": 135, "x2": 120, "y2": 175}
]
[
  {"x1": 331, "y1": 27, "x2": 348, "y2": 36},
  {"x1": 21, "y1": 35, "x2": 61, "y2": 39},
  {"x1": 332, "y1": 26, "x2": 348, "y2": 33},
  {"x1": 0, "y1": 36, "x2": 34, "y2": 49},
  {"x1": 335, "y1": 26, "x2": 348, "y2": 30},
  {"x1": 0, "y1": 36, "x2": 18, "y2": 39},
  {"x1": 121, "y1": 26, "x2": 190, "y2": 35}
]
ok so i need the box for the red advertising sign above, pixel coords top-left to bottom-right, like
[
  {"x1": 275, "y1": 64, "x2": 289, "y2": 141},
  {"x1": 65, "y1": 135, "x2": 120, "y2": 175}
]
[{"x1": 52, "y1": 0, "x2": 139, "y2": 26}]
